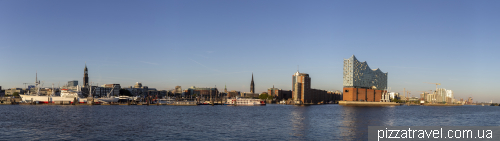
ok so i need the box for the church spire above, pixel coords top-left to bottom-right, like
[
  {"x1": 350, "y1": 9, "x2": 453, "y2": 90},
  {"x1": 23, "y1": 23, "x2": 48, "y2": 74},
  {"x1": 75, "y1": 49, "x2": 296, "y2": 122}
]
[
  {"x1": 83, "y1": 63, "x2": 89, "y2": 87},
  {"x1": 224, "y1": 83, "x2": 227, "y2": 93},
  {"x1": 250, "y1": 73, "x2": 255, "y2": 93}
]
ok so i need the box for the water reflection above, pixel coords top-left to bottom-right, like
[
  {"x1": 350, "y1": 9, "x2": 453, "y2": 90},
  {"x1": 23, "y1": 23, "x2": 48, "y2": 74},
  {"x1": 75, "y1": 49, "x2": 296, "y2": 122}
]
[{"x1": 289, "y1": 106, "x2": 308, "y2": 140}]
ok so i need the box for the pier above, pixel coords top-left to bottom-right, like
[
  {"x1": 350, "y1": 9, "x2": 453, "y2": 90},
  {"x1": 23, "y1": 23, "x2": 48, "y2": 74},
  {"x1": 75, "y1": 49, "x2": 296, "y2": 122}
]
[{"x1": 338, "y1": 101, "x2": 402, "y2": 106}]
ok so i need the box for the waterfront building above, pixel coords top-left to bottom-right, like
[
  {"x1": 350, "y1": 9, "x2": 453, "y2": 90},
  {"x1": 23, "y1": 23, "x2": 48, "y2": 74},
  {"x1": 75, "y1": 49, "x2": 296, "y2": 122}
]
[
  {"x1": 343, "y1": 55, "x2": 387, "y2": 90},
  {"x1": 184, "y1": 86, "x2": 218, "y2": 99},
  {"x1": 342, "y1": 55, "x2": 388, "y2": 102},
  {"x1": 446, "y1": 90, "x2": 454, "y2": 102},
  {"x1": 227, "y1": 90, "x2": 240, "y2": 98},
  {"x1": 5, "y1": 88, "x2": 24, "y2": 96},
  {"x1": 174, "y1": 86, "x2": 182, "y2": 94},
  {"x1": 327, "y1": 91, "x2": 343, "y2": 102},
  {"x1": 134, "y1": 82, "x2": 142, "y2": 88},
  {"x1": 241, "y1": 92, "x2": 259, "y2": 98},
  {"x1": 94, "y1": 84, "x2": 121, "y2": 97},
  {"x1": 435, "y1": 88, "x2": 446, "y2": 103},
  {"x1": 388, "y1": 92, "x2": 400, "y2": 100},
  {"x1": 426, "y1": 94, "x2": 436, "y2": 103},
  {"x1": 420, "y1": 92, "x2": 429, "y2": 101},
  {"x1": 125, "y1": 85, "x2": 157, "y2": 97},
  {"x1": 268, "y1": 86, "x2": 292, "y2": 101},
  {"x1": 292, "y1": 71, "x2": 330, "y2": 104}
]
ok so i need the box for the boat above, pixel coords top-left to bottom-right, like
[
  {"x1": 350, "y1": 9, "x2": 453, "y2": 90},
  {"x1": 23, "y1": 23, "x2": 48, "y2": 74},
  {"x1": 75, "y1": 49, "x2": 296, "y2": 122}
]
[
  {"x1": 225, "y1": 98, "x2": 266, "y2": 106},
  {"x1": 95, "y1": 86, "x2": 119, "y2": 103},
  {"x1": 117, "y1": 96, "x2": 132, "y2": 103},
  {"x1": 279, "y1": 100, "x2": 286, "y2": 104},
  {"x1": 157, "y1": 97, "x2": 175, "y2": 104}
]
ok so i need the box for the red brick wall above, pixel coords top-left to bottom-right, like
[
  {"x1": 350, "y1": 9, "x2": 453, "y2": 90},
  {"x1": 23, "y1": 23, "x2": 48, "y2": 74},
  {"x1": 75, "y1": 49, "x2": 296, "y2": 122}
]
[
  {"x1": 343, "y1": 87, "x2": 357, "y2": 101},
  {"x1": 357, "y1": 88, "x2": 366, "y2": 101},
  {"x1": 367, "y1": 89, "x2": 375, "y2": 102},
  {"x1": 375, "y1": 90, "x2": 382, "y2": 102}
]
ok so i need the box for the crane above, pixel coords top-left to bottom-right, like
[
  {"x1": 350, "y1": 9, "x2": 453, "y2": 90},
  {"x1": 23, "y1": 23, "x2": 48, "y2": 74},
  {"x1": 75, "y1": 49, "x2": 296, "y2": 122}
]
[{"x1": 424, "y1": 82, "x2": 441, "y2": 92}]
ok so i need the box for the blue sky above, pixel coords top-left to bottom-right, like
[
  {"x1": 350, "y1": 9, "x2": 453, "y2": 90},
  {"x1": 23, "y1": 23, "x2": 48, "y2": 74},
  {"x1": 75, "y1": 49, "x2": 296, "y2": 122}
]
[{"x1": 1, "y1": 0, "x2": 499, "y2": 102}]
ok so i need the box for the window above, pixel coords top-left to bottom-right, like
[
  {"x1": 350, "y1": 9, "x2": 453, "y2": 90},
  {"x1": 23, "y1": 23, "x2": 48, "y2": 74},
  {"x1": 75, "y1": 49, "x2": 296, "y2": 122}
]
[{"x1": 345, "y1": 90, "x2": 349, "y2": 92}]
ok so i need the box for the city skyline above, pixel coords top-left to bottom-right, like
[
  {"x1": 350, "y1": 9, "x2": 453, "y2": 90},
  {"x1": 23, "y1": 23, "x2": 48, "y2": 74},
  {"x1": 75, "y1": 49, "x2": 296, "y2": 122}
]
[{"x1": 1, "y1": 0, "x2": 499, "y2": 102}]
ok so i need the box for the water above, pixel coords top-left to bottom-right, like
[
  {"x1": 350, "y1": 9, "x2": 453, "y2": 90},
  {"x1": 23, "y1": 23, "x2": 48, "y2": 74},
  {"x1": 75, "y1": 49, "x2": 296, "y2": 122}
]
[{"x1": 0, "y1": 105, "x2": 498, "y2": 140}]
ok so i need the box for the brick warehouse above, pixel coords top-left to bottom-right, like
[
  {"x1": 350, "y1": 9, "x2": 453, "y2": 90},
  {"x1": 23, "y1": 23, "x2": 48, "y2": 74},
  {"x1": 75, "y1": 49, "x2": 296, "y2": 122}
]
[
  {"x1": 343, "y1": 87, "x2": 385, "y2": 102},
  {"x1": 342, "y1": 55, "x2": 388, "y2": 102}
]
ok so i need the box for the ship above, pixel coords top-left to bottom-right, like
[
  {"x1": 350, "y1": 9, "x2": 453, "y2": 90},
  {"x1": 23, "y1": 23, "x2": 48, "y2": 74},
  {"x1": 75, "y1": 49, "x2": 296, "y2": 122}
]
[{"x1": 225, "y1": 98, "x2": 266, "y2": 106}]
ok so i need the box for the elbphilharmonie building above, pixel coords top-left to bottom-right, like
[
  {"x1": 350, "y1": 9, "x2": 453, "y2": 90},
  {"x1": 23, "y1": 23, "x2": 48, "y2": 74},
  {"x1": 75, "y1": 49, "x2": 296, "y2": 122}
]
[
  {"x1": 342, "y1": 55, "x2": 388, "y2": 102},
  {"x1": 343, "y1": 55, "x2": 388, "y2": 90}
]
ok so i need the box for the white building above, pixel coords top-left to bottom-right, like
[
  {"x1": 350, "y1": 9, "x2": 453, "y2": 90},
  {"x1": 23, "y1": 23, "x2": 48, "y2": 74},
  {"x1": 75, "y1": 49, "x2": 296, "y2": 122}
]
[
  {"x1": 446, "y1": 90, "x2": 453, "y2": 100},
  {"x1": 387, "y1": 92, "x2": 399, "y2": 100}
]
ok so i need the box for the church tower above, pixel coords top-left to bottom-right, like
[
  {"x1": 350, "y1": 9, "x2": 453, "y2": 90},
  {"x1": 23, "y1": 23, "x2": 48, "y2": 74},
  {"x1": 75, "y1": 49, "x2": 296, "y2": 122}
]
[
  {"x1": 250, "y1": 73, "x2": 255, "y2": 93},
  {"x1": 224, "y1": 83, "x2": 227, "y2": 93},
  {"x1": 83, "y1": 63, "x2": 89, "y2": 87}
]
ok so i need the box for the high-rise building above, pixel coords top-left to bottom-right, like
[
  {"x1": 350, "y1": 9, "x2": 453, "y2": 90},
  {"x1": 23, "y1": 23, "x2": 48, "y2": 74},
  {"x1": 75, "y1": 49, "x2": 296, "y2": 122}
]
[
  {"x1": 293, "y1": 71, "x2": 310, "y2": 103},
  {"x1": 342, "y1": 55, "x2": 388, "y2": 102},
  {"x1": 83, "y1": 64, "x2": 89, "y2": 87},
  {"x1": 446, "y1": 90, "x2": 453, "y2": 100},
  {"x1": 250, "y1": 73, "x2": 255, "y2": 93},
  {"x1": 292, "y1": 71, "x2": 330, "y2": 104},
  {"x1": 68, "y1": 80, "x2": 78, "y2": 87},
  {"x1": 436, "y1": 88, "x2": 447, "y2": 103}
]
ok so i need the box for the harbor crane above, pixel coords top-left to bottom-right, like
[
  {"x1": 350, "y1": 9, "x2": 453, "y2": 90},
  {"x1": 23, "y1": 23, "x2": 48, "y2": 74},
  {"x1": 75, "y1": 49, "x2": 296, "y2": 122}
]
[
  {"x1": 424, "y1": 82, "x2": 441, "y2": 92},
  {"x1": 23, "y1": 83, "x2": 34, "y2": 89}
]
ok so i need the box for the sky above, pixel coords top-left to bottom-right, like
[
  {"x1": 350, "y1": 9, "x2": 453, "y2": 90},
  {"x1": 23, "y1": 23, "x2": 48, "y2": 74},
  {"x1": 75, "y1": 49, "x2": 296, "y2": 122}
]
[{"x1": 0, "y1": 0, "x2": 499, "y2": 102}]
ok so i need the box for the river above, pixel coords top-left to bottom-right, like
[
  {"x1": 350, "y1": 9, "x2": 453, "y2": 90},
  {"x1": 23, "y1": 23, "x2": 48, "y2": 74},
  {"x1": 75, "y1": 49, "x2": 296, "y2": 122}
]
[{"x1": 0, "y1": 104, "x2": 498, "y2": 140}]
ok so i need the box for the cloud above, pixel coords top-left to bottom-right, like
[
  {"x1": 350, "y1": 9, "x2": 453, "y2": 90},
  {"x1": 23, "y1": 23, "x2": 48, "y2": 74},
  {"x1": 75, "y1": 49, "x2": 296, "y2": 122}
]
[
  {"x1": 189, "y1": 58, "x2": 221, "y2": 73},
  {"x1": 207, "y1": 51, "x2": 215, "y2": 54}
]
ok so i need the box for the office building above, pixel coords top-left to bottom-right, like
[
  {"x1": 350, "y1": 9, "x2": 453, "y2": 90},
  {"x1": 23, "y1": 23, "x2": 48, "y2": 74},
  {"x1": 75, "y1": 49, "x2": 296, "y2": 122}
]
[{"x1": 68, "y1": 80, "x2": 78, "y2": 87}]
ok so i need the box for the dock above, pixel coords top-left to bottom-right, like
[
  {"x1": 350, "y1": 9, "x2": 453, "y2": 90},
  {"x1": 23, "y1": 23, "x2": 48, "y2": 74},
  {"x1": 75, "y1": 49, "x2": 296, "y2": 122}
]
[
  {"x1": 338, "y1": 101, "x2": 402, "y2": 106},
  {"x1": 424, "y1": 103, "x2": 462, "y2": 106}
]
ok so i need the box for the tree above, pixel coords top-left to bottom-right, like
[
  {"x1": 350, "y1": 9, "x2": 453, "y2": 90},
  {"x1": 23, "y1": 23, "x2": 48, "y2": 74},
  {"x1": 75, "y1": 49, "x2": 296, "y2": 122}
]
[
  {"x1": 119, "y1": 89, "x2": 133, "y2": 96},
  {"x1": 267, "y1": 95, "x2": 273, "y2": 100},
  {"x1": 13, "y1": 92, "x2": 19, "y2": 97},
  {"x1": 259, "y1": 94, "x2": 269, "y2": 100}
]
